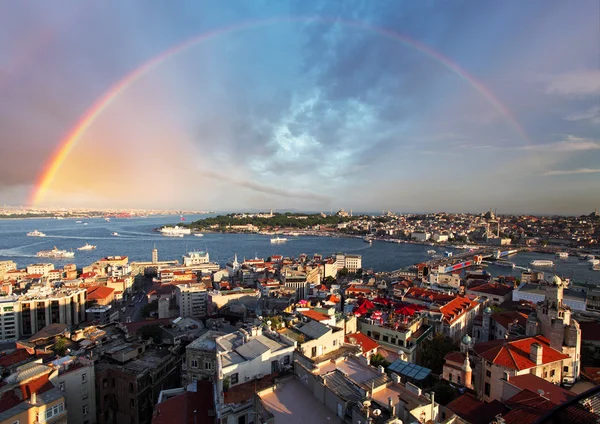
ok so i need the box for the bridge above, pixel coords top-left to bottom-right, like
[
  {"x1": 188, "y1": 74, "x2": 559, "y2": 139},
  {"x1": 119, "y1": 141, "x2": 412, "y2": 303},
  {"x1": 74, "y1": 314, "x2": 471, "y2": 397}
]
[{"x1": 389, "y1": 247, "x2": 526, "y2": 278}]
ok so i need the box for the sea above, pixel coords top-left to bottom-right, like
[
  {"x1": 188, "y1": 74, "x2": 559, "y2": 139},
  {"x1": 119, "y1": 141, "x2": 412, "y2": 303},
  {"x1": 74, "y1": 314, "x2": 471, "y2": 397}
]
[{"x1": 0, "y1": 215, "x2": 598, "y2": 284}]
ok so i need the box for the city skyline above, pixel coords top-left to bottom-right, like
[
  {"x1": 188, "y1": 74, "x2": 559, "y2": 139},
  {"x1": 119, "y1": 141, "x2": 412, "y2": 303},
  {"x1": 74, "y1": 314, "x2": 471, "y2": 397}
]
[{"x1": 1, "y1": 1, "x2": 599, "y2": 214}]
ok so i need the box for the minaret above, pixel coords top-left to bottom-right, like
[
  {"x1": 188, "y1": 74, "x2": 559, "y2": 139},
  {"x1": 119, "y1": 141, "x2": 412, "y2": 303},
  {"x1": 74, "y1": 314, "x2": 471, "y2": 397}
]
[
  {"x1": 152, "y1": 245, "x2": 158, "y2": 263},
  {"x1": 462, "y1": 355, "x2": 473, "y2": 389},
  {"x1": 350, "y1": 208, "x2": 353, "y2": 217}
]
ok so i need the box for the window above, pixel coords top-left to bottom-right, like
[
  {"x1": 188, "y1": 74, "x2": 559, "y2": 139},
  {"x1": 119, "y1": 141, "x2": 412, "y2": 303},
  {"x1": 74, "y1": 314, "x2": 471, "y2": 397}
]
[
  {"x1": 230, "y1": 373, "x2": 239, "y2": 384},
  {"x1": 333, "y1": 339, "x2": 337, "y2": 346},
  {"x1": 45, "y1": 403, "x2": 65, "y2": 420},
  {"x1": 82, "y1": 388, "x2": 88, "y2": 400},
  {"x1": 204, "y1": 361, "x2": 212, "y2": 370},
  {"x1": 191, "y1": 360, "x2": 198, "y2": 368},
  {"x1": 59, "y1": 382, "x2": 65, "y2": 392},
  {"x1": 12, "y1": 420, "x2": 20, "y2": 424},
  {"x1": 457, "y1": 375, "x2": 461, "y2": 383},
  {"x1": 83, "y1": 405, "x2": 89, "y2": 415},
  {"x1": 449, "y1": 374, "x2": 452, "y2": 382},
  {"x1": 564, "y1": 366, "x2": 569, "y2": 372},
  {"x1": 484, "y1": 383, "x2": 491, "y2": 396},
  {"x1": 82, "y1": 373, "x2": 87, "y2": 383},
  {"x1": 283, "y1": 355, "x2": 290, "y2": 365},
  {"x1": 129, "y1": 382, "x2": 134, "y2": 393},
  {"x1": 550, "y1": 369, "x2": 556, "y2": 377},
  {"x1": 544, "y1": 371, "x2": 548, "y2": 378},
  {"x1": 486, "y1": 370, "x2": 491, "y2": 378}
]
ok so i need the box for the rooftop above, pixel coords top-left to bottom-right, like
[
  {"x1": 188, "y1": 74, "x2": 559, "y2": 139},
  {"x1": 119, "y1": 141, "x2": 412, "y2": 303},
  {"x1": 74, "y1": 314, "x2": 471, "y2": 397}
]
[
  {"x1": 501, "y1": 389, "x2": 557, "y2": 424},
  {"x1": 438, "y1": 296, "x2": 479, "y2": 324},
  {"x1": 152, "y1": 380, "x2": 215, "y2": 424},
  {"x1": 446, "y1": 393, "x2": 508, "y2": 424},
  {"x1": 345, "y1": 332, "x2": 379, "y2": 354},
  {"x1": 505, "y1": 374, "x2": 575, "y2": 405}
]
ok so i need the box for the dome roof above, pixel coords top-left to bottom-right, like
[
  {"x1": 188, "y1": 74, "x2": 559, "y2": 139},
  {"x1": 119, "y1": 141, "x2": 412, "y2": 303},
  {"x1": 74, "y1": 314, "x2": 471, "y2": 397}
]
[
  {"x1": 462, "y1": 334, "x2": 473, "y2": 345},
  {"x1": 552, "y1": 275, "x2": 563, "y2": 286},
  {"x1": 484, "y1": 306, "x2": 492, "y2": 314}
]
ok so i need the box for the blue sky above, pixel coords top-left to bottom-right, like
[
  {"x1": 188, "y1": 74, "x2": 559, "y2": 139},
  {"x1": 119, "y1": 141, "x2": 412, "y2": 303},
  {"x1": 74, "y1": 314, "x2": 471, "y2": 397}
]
[{"x1": 1, "y1": 0, "x2": 598, "y2": 214}]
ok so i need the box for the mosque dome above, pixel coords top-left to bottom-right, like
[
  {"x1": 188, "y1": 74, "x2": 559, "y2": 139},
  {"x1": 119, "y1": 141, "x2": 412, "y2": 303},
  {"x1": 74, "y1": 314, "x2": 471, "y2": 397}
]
[
  {"x1": 484, "y1": 306, "x2": 492, "y2": 314},
  {"x1": 462, "y1": 334, "x2": 473, "y2": 345}
]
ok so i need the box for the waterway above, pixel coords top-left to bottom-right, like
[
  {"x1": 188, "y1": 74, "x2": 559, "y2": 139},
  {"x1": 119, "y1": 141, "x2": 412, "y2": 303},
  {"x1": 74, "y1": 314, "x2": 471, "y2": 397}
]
[{"x1": 0, "y1": 215, "x2": 598, "y2": 284}]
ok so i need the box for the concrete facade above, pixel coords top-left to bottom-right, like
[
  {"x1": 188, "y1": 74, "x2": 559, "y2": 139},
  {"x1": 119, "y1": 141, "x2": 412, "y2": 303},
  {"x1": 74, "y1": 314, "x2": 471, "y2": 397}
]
[{"x1": 50, "y1": 357, "x2": 97, "y2": 424}]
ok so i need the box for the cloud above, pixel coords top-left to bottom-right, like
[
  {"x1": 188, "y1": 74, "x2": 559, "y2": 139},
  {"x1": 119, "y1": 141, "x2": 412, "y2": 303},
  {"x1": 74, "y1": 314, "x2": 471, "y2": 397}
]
[
  {"x1": 543, "y1": 168, "x2": 600, "y2": 176},
  {"x1": 545, "y1": 70, "x2": 600, "y2": 97},
  {"x1": 565, "y1": 106, "x2": 600, "y2": 125},
  {"x1": 521, "y1": 135, "x2": 600, "y2": 152}
]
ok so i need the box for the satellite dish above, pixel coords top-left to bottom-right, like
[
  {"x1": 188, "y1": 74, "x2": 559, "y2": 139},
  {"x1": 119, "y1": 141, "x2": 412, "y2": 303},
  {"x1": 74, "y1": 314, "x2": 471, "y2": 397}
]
[
  {"x1": 373, "y1": 409, "x2": 382, "y2": 417},
  {"x1": 362, "y1": 400, "x2": 371, "y2": 408},
  {"x1": 258, "y1": 316, "x2": 263, "y2": 320},
  {"x1": 267, "y1": 320, "x2": 272, "y2": 326}
]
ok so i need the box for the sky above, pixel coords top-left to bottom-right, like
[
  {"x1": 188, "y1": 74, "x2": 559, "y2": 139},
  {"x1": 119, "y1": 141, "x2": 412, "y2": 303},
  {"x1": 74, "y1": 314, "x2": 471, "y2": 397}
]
[{"x1": 0, "y1": 0, "x2": 599, "y2": 215}]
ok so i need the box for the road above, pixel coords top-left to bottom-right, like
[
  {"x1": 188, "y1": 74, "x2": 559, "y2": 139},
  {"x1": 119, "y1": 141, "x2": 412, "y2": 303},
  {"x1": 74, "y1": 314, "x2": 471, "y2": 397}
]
[{"x1": 119, "y1": 278, "x2": 151, "y2": 323}]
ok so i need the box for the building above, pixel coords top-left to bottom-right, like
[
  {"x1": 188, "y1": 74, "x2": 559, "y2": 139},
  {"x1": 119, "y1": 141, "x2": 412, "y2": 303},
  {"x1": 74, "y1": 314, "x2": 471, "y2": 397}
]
[
  {"x1": 182, "y1": 251, "x2": 210, "y2": 266},
  {"x1": 344, "y1": 332, "x2": 379, "y2": 359},
  {"x1": 183, "y1": 330, "x2": 226, "y2": 385},
  {"x1": 0, "y1": 260, "x2": 17, "y2": 279},
  {"x1": 86, "y1": 285, "x2": 115, "y2": 306},
  {"x1": 411, "y1": 231, "x2": 431, "y2": 242},
  {"x1": 436, "y1": 296, "x2": 481, "y2": 342},
  {"x1": 86, "y1": 305, "x2": 119, "y2": 324},
  {"x1": 282, "y1": 270, "x2": 310, "y2": 300},
  {"x1": 49, "y1": 356, "x2": 97, "y2": 424},
  {"x1": 17, "y1": 286, "x2": 87, "y2": 337},
  {"x1": 473, "y1": 309, "x2": 528, "y2": 343},
  {"x1": 26, "y1": 263, "x2": 55, "y2": 277},
  {"x1": 175, "y1": 283, "x2": 207, "y2": 318},
  {"x1": 334, "y1": 253, "x2": 362, "y2": 272},
  {"x1": 283, "y1": 320, "x2": 345, "y2": 360},
  {"x1": 0, "y1": 362, "x2": 67, "y2": 424},
  {"x1": 152, "y1": 380, "x2": 216, "y2": 424},
  {"x1": 0, "y1": 296, "x2": 19, "y2": 342},
  {"x1": 432, "y1": 233, "x2": 449, "y2": 243},
  {"x1": 512, "y1": 282, "x2": 587, "y2": 311},
  {"x1": 466, "y1": 281, "x2": 513, "y2": 305}
]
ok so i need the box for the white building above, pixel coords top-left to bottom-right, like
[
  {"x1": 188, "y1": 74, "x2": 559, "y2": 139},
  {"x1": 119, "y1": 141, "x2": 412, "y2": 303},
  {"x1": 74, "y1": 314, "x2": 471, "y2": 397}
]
[
  {"x1": 26, "y1": 263, "x2": 55, "y2": 276},
  {"x1": 432, "y1": 233, "x2": 449, "y2": 243},
  {"x1": 183, "y1": 250, "x2": 210, "y2": 267},
  {"x1": 176, "y1": 283, "x2": 208, "y2": 318},
  {"x1": 49, "y1": 356, "x2": 97, "y2": 424},
  {"x1": 0, "y1": 296, "x2": 19, "y2": 342},
  {"x1": 334, "y1": 253, "x2": 362, "y2": 272},
  {"x1": 0, "y1": 260, "x2": 17, "y2": 278},
  {"x1": 512, "y1": 282, "x2": 587, "y2": 311},
  {"x1": 411, "y1": 231, "x2": 431, "y2": 242}
]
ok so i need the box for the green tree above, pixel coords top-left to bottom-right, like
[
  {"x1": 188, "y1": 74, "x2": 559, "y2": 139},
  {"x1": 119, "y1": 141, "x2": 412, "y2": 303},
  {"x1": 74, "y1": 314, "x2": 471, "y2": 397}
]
[
  {"x1": 139, "y1": 324, "x2": 163, "y2": 344},
  {"x1": 432, "y1": 381, "x2": 459, "y2": 405},
  {"x1": 141, "y1": 300, "x2": 158, "y2": 317},
  {"x1": 370, "y1": 353, "x2": 391, "y2": 368},
  {"x1": 419, "y1": 334, "x2": 458, "y2": 374},
  {"x1": 54, "y1": 337, "x2": 68, "y2": 356}
]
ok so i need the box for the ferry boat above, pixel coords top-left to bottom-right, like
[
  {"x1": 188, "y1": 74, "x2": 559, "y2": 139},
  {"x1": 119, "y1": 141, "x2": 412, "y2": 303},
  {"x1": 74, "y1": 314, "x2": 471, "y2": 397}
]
[
  {"x1": 159, "y1": 226, "x2": 191, "y2": 236},
  {"x1": 530, "y1": 260, "x2": 554, "y2": 267},
  {"x1": 589, "y1": 259, "x2": 600, "y2": 266},
  {"x1": 556, "y1": 252, "x2": 569, "y2": 259},
  {"x1": 193, "y1": 233, "x2": 204, "y2": 237},
  {"x1": 77, "y1": 243, "x2": 96, "y2": 251},
  {"x1": 37, "y1": 247, "x2": 75, "y2": 259},
  {"x1": 104, "y1": 217, "x2": 110, "y2": 222},
  {"x1": 427, "y1": 250, "x2": 436, "y2": 255},
  {"x1": 112, "y1": 232, "x2": 119, "y2": 236},
  {"x1": 270, "y1": 236, "x2": 288, "y2": 244},
  {"x1": 27, "y1": 230, "x2": 46, "y2": 237}
]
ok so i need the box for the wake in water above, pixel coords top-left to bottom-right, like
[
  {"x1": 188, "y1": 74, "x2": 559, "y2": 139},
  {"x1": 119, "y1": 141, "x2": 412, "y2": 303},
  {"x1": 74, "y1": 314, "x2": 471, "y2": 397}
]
[{"x1": 0, "y1": 247, "x2": 37, "y2": 258}]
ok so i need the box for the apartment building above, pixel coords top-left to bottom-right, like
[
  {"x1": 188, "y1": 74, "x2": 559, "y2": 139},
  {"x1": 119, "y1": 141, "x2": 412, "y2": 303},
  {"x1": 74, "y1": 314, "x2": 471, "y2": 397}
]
[
  {"x1": 26, "y1": 263, "x2": 55, "y2": 277},
  {"x1": 0, "y1": 260, "x2": 17, "y2": 279},
  {"x1": 49, "y1": 356, "x2": 97, "y2": 424},
  {"x1": 175, "y1": 283, "x2": 208, "y2": 318},
  {"x1": 334, "y1": 253, "x2": 362, "y2": 272},
  {"x1": 0, "y1": 296, "x2": 19, "y2": 342},
  {"x1": 18, "y1": 286, "x2": 86, "y2": 337}
]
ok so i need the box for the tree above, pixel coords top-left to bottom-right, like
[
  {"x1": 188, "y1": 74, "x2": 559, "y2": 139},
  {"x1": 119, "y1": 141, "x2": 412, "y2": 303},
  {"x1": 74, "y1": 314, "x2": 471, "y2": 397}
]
[
  {"x1": 54, "y1": 337, "x2": 68, "y2": 356},
  {"x1": 139, "y1": 324, "x2": 163, "y2": 344},
  {"x1": 419, "y1": 334, "x2": 458, "y2": 374},
  {"x1": 432, "y1": 381, "x2": 459, "y2": 405},
  {"x1": 141, "y1": 300, "x2": 158, "y2": 318},
  {"x1": 370, "y1": 353, "x2": 391, "y2": 368}
]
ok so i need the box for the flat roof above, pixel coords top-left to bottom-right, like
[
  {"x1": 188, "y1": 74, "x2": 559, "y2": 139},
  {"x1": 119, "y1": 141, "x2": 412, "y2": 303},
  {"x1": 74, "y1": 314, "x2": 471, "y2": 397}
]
[{"x1": 260, "y1": 378, "x2": 343, "y2": 424}]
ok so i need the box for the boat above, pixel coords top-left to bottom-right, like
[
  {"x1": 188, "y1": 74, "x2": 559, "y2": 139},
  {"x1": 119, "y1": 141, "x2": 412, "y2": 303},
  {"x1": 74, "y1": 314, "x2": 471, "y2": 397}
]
[
  {"x1": 495, "y1": 261, "x2": 515, "y2": 268},
  {"x1": 104, "y1": 217, "x2": 110, "y2": 222},
  {"x1": 270, "y1": 236, "x2": 288, "y2": 244},
  {"x1": 112, "y1": 232, "x2": 119, "y2": 236},
  {"x1": 589, "y1": 259, "x2": 600, "y2": 266},
  {"x1": 163, "y1": 233, "x2": 184, "y2": 238},
  {"x1": 159, "y1": 226, "x2": 191, "y2": 236},
  {"x1": 364, "y1": 236, "x2": 374, "y2": 244},
  {"x1": 77, "y1": 243, "x2": 96, "y2": 251},
  {"x1": 427, "y1": 250, "x2": 436, "y2": 255},
  {"x1": 76, "y1": 220, "x2": 83, "y2": 224},
  {"x1": 37, "y1": 247, "x2": 75, "y2": 259},
  {"x1": 556, "y1": 252, "x2": 569, "y2": 259},
  {"x1": 27, "y1": 230, "x2": 46, "y2": 237},
  {"x1": 194, "y1": 233, "x2": 204, "y2": 237},
  {"x1": 530, "y1": 260, "x2": 554, "y2": 267},
  {"x1": 83, "y1": 222, "x2": 88, "y2": 226}
]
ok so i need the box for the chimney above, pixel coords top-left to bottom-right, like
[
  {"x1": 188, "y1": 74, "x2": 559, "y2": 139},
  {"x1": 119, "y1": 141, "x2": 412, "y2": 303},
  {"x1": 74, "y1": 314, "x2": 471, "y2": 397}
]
[
  {"x1": 378, "y1": 365, "x2": 385, "y2": 375},
  {"x1": 388, "y1": 396, "x2": 396, "y2": 416},
  {"x1": 30, "y1": 391, "x2": 37, "y2": 405},
  {"x1": 530, "y1": 343, "x2": 543, "y2": 366}
]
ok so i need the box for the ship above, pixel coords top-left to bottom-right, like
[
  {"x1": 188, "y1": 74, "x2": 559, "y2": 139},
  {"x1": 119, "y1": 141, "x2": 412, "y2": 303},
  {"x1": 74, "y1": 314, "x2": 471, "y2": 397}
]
[
  {"x1": 530, "y1": 260, "x2": 554, "y2": 267},
  {"x1": 427, "y1": 250, "x2": 436, "y2": 255},
  {"x1": 27, "y1": 230, "x2": 46, "y2": 237},
  {"x1": 270, "y1": 236, "x2": 288, "y2": 244},
  {"x1": 364, "y1": 235, "x2": 374, "y2": 244},
  {"x1": 555, "y1": 252, "x2": 569, "y2": 259},
  {"x1": 194, "y1": 233, "x2": 204, "y2": 237},
  {"x1": 159, "y1": 226, "x2": 191, "y2": 236},
  {"x1": 112, "y1": 232, "x2": 119, "y2": 236},
  {"x1": 77, "y1": 243, "x2": 96, "y2": 251},
  {"x1": 163, "y1": 233, "x2": 184, "y2": 238},
  {"x1": 104, "y1": 217, "x2": 110, "y2": 222},
  {"x1": 37, "y1": 247, "x2": 75, "y2": 259}
]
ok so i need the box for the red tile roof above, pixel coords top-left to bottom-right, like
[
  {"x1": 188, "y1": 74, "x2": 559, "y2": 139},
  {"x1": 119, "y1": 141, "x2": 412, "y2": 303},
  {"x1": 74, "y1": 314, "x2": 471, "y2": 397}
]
[
  {"x1": 582, "y1": 367, "x2": 600, "y2": 385},
  {"x1": 447, "y1": 393, "x2": 509, "y2": 424},
  {"x1": 326, "y1": 294, "x2": 340, "y2": 303},
  {"x1": 444, "y1": 351, "x2": 466, "y2": 364},
  {"x1": 404, "y1": 287, "x2": 455, "y2": 304},
  {"x1": 345, "y1": 332, "x2": 379, "y2": 353},
  {"x1": 468, "y1": 282, "x2": 513, "y2": 296},
  {"x1": 501, "y1": 389, "x2": 557, "y2": 424},
  {"x1": 491, "y1": 311, "x2": 528, "y2": 330},
  {"x1": 87, "y1": 285, "x2": 114, "y2": 300},
  {"x1": 439, "y1": 296, "x2": 479, "y2": 324},
  {"x1": 152, "y1": 380, "x2": 215, "y2": 424},
  {"x1": 505, "y1": 374, "x2": 575, "y2": 404},
  {"x1": 473, "y1": 336, "x2": 570, "y2": 371},
  {"x1": 0, "y1": 349, "x2": 32, "y2": 368},
  {"x1": 299, "y1": 310, "x2": 331, "y2": 322}
]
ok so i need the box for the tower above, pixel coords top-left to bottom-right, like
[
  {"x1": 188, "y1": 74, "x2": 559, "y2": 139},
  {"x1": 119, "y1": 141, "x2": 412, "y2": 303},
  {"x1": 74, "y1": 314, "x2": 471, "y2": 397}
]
[
  {"x1": 152, "y1": 246, "x2": 158, "y2": 263},
  {"x1": 462, "y1": 355, "x2": 473, "y2": 389},
  {"x1": 482, "y1": 306, "x2": 492, "y2": 342}
]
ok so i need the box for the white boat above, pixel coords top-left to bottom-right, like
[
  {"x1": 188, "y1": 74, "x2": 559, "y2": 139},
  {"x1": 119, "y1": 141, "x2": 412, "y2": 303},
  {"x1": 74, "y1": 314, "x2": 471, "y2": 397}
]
[
  {"x1": 163, "y1": 233, "x2": 184, "y2": 238},
  {"x1": 112, "y1": 232, "x2": 119, "y2": 236},
  {"x1": 37, "y1": 246, "x2": 75, "y2": 259},
  {"x1": 270, "y1": 236, "x2": 288, "y2": 244},
  {"x1": 76, "y1": 220, "x2": 83, "y2": 224},
  {"x1": 589, "y1": 259, "x2": 600, "y2": 266},
  {"x1": 104, "y1": 217, "x2": 110, "y2": 222},
  {"x1": 194, "y1": 233, "x2": 204, "y2": 237},
  {"x1": 556, "y1": 252, "x2": 569, "y2": 259},
  {"x1": 159, "y1": 226, "x2": 191, "y2": 236},
  {"x1": 83, "y1": 222, "x2": 88, "y2": 226},
  {"x1": 530, "y1": 260, "x2": 554, "y2": 267},
  {"x1": 427, "y1": 250, "x2": 436, "y2": 255},
  {"x1": 27, "y1": 230, "x2": 46, "y2": 237},
  {"x1": 77, "y1": 243, "x2": 96, "y2": 251}
]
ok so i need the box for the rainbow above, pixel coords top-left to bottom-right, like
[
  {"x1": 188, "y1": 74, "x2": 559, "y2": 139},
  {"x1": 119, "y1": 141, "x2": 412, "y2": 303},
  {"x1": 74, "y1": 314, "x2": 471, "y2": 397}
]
[{"x1": 30, "y1": 16, "x2": 532, "y2": 206}]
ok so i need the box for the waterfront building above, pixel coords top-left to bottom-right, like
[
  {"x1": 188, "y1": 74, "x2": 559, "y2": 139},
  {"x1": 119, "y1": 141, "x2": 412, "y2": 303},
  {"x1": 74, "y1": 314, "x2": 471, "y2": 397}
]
[
  {"x1": 17, "y1": 287, "x2": 86, "y2": 337},
  {"x1": 182, "y1": 250, "x2": 209, "y2": 266},
  {"x1": 411, "y1": 231, "x2": 431, "y2": 241},
  {"x1": 334, "y1": 253, "x2": 362, "y2": 272},
  {"x1": 175, "y1": 283, "x2": 208, "y2": 318},
  {"x1": 49, "y1": 356, "x2": 97, "y2": 424},
  {"x1": 26, "y1": 263, "x2": 55, "y2": 277}
]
